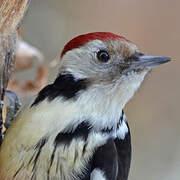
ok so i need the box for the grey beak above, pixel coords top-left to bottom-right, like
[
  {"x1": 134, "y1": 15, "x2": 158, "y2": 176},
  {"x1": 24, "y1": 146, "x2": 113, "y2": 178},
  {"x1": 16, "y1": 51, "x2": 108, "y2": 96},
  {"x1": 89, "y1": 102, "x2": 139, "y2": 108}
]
[{"x1": 136, "y1": 55, "x2": 171, "y2": 68}]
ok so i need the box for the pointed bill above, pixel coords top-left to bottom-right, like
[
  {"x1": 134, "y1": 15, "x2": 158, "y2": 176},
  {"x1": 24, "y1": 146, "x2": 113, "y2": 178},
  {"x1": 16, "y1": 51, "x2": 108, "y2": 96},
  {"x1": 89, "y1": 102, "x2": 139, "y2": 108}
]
[{"x1": 135, "y1": 55, "x2": 171, "y2": 68}]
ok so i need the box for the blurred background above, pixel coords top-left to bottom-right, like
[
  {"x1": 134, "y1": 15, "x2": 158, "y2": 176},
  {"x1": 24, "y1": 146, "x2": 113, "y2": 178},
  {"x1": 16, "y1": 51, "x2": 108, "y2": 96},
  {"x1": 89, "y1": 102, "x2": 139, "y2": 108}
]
[{"x1": 11, "y1": 0, "x2": 180, "y2": 179}]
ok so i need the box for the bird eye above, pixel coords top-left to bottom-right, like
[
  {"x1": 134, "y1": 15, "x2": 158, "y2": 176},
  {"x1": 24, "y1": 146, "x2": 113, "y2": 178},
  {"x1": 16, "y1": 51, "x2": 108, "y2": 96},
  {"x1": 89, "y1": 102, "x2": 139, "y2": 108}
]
[{"x1": 97, "y1": 50, "x2": 110, "y2": 62}]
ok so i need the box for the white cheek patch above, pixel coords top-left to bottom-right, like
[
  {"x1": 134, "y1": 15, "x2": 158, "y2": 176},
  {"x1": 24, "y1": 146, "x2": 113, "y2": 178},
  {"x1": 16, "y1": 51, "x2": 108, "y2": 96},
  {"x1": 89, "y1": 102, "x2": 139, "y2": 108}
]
[
  {"x1": 90, "y1": 168, "x2": 107, "y2": 180},
  {"x1": 59, "y1": 39, "x2": 107, "y2": 80}
]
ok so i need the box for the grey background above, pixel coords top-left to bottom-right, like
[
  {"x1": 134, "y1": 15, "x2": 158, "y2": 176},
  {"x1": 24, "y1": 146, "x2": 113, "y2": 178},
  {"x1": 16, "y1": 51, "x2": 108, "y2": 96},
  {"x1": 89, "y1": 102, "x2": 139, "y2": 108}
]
[{"x1": 21, "y1": 0, "x2": 180, "y2": 179}]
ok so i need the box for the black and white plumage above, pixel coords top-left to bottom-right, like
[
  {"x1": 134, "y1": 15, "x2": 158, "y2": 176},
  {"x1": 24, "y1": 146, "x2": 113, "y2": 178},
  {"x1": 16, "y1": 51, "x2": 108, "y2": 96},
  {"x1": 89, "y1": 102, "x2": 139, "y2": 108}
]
[
  {"x1": 0, "y1": 32, "x2": 170, "y2": 180},
  {"x1": 91, "y1": 111, "x2": 131, "y2": 180}
]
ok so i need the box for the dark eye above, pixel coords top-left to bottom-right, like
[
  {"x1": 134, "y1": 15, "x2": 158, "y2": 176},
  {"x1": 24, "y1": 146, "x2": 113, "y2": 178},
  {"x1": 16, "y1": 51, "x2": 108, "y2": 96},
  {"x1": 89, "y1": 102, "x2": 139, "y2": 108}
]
[{"x1": 97, "y1": 50, "x2": 110, "y2": 62}]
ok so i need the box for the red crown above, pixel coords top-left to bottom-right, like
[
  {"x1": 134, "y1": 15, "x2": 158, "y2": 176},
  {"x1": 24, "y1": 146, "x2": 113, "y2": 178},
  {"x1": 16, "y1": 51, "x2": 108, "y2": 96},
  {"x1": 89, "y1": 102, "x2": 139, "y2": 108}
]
[{"x1": 61, "y1": 32, "x2": 128, "y2": 57}]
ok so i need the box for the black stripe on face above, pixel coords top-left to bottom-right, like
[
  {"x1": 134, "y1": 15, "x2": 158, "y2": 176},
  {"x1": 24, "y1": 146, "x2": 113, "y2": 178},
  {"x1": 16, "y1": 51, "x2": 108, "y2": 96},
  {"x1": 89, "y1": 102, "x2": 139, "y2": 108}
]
[
  {"x1": 31, "y1": 74, "x2": 88, "y2": 107},
  {"x1": 54, "y1": 121, "x2": 92, "y2": 147}
]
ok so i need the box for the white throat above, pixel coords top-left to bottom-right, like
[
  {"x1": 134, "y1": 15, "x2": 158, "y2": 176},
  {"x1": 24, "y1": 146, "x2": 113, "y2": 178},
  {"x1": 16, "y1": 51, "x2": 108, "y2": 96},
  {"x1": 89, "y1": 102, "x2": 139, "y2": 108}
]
[
  {"x1": 28, "y1": 70, "x2": 147, "y2": 138},
  {"x1": 74, "y1": 71, "x2": 147, "y2": 130}
]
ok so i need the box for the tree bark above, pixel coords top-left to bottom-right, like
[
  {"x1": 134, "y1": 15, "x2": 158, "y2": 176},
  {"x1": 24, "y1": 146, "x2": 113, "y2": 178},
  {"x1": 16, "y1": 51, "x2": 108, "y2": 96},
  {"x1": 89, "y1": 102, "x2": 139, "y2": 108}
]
[{"x1": 0, "y1": 0, "x2": 31, "y2": 144}]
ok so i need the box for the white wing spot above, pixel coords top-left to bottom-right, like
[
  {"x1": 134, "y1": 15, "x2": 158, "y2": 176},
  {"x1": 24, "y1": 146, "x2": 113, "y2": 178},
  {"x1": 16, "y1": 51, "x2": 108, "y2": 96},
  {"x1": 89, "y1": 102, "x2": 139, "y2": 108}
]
[{"x1": 90, "y1": 168, "x2": 107, "y2": 180}]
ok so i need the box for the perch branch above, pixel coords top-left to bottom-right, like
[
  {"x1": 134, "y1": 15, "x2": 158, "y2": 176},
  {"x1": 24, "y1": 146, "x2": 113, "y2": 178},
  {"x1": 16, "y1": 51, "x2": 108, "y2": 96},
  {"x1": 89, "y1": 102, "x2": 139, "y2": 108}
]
[{"x1": 0, "y1": 0, "x2": 31, "y2": 144}]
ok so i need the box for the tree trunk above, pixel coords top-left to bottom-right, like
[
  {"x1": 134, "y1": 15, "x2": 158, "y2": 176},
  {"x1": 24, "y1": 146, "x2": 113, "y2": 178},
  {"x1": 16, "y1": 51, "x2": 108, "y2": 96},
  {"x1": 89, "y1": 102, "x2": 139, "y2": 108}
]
[{"x1": 0, "y1": 0, "x2": 31, "y2": 144}]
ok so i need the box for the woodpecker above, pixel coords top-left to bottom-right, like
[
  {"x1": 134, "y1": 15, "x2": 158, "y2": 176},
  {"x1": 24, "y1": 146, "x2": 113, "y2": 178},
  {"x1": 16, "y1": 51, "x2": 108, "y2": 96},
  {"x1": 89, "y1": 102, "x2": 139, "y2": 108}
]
[{"x1": 0, "y1": 32, "x2": 170, "y2": 180}]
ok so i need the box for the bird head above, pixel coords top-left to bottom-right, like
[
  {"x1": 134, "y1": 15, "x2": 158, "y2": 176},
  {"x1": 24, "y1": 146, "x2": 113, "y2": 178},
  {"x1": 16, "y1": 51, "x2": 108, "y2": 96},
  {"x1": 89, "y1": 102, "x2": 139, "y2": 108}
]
[
  {"x1": 31, "y1": 32, "x2": 171, "y2": 130},
  {"x1": 59, "y1": 32, "x2": 170, "y2": 109}
]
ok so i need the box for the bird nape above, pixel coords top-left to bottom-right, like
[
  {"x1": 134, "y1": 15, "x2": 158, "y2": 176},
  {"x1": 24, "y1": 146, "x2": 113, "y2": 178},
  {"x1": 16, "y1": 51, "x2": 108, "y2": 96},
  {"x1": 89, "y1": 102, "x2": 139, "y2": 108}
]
[{"x1": 0, "y1": 32, "x2": 170, "y2": 180}]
